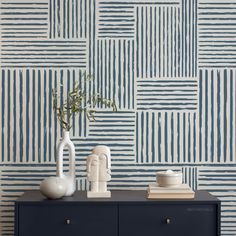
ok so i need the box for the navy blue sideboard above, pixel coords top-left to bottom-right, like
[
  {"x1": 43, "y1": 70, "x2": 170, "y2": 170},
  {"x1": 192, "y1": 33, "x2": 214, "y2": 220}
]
[{"x1": 15, "y1": 190, "x2": 220, "y2": 236}]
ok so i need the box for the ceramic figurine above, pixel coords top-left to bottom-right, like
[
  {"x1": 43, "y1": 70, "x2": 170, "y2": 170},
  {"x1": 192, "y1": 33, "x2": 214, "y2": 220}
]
[
  {"x1": 57, "y1": 131, "x2": 76, "y2": 196},
  {"x1": 87, "y1": 145, "x2": 111, "y2": 198}
]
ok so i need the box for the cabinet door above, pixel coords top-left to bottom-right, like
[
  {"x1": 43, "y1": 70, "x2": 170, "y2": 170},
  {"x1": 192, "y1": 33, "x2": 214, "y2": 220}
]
[
  {"x1": 119, "y1": 204, "x2": 217, "y2": 236},
  {"x1": 19, "y1": 204, "x2": 117, "y2": 236}
]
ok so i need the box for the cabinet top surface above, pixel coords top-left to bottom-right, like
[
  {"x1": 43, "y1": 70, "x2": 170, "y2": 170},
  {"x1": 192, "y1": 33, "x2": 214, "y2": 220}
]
[{"x1": 16, "y1": 190, "x2": 219, "y2": 204}]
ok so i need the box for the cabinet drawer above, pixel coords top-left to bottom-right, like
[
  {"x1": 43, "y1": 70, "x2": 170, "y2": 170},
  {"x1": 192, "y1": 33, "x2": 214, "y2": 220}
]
[
  {"x1": 119, "y1": 204, "x2": 217, "y2": 236},
  {"x1": 19, "y1": 204, "x2": 117, "y2": 236}
]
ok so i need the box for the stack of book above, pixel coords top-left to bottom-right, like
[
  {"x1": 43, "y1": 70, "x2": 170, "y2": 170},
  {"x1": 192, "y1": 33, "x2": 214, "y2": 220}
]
[{"x1": 147, "y1": 183, "x2": 195, "y2": 199}]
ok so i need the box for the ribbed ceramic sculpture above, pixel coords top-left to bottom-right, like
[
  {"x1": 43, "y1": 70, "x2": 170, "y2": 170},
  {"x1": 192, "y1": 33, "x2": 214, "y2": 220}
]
[
  {"x1": 57, "y1": 131, "x2": 76, "y2": 196},
  {"x1": 87, "y1": 145, "x2": 111, "y2": 198}
]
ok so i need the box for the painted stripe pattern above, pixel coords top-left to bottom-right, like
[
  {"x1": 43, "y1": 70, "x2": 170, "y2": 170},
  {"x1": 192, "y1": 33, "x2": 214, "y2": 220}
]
[
  {"x1": 136, "y1": 112, "x2": 197, "y2": 163},
  {"x1": 0, "y1": 0, "x2": 49, "y2": 39},
  {"x1": 137, "y1": 78, "x2": 198, "y2": 110},
  {"x1": 198, "y1": 167, "x2": 236, "y2": 236},
  {"x1": 198, "y1": 0, "x2": 236, "y2": 68},
  {"x1": 49, "y1": 0, "x2": 88, "y2": 39},
  {"x1": 198, "y1": 69, "x2": 236, "y2": 163},
  {"x1": 95, "y1": 39, "x2": 135, "y2": 109},
  {"x1": 1, "y1": 40, "x2": 87, "y2": 68},
  {"x1": 98, "y1": 2, "x2": 135, "y2": 38},
  {"x1": 0, "y1": 0, "x2": 236, "y2": 235},
  {"x1": 136, "y1": 0, "x2": 197, "y2": 78}
]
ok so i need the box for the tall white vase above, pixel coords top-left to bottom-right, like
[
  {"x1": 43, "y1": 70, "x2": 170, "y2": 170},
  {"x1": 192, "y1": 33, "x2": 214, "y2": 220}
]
[{"x1": 57, "y1": 131, "x2": 76, "y2": 196}]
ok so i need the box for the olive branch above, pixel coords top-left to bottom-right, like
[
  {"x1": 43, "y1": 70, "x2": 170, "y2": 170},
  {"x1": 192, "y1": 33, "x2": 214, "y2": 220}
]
[{"x1": 52, "y1": 71, "x2": 117, "y2": 131}]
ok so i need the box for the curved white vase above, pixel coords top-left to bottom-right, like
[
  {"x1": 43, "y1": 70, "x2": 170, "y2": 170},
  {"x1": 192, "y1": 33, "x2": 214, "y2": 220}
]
[{"x1": 57, "y1": 131, "x2": 76, "y2": 196}]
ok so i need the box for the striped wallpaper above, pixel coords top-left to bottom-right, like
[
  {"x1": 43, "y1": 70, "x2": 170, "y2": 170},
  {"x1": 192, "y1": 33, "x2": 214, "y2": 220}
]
[{"x1": 0, "y1": 0, "x2": 236, "y2": 235}]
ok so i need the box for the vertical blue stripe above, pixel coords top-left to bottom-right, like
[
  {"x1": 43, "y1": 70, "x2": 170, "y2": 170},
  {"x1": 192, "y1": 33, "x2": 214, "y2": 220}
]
[
  {"x1": 26, "y1": 69, "x2": 30, "y2": 162},
  {"x1": 154, "y1": 7, "x2": 157, "y2": 77},
  {"x1": 85, "y1": 0, "x2": 87, "y2": 38},
  {"x1": 7, "y1": 70, "x2": 10, "y2": 162},
  {"x1": 132, "y1": 40, "x2": 135, "y2": 109},
  {"x1": 32, "y1": 70, "x2": 36, "y2": 162},
  {"x1": 72, "y1": 0, "x2": 75, "y2": 38},
  {"x1": 205, "y1": 70, "x2": 208, "y2": 162},
  {"x1": 171, "y1": 112, "x2": 174, "y2": 162},
  {"x1": 113, "y1": 41, "x2": 116, "y2": 101},
  {"x1": 72, "y1": 70, "x2": 76, "y2": 137},
  {"x1": 217, "y1": 71, "x2": 221, "y2": 162},
  {"x1": 54, "y1": 70, "x2": 57, "y2": 161},
  {"x1": 145, "y1": 7, "x2": 148, "y2": 77},
  {"x1": 53, "y1": 0, "x2": 56, "y2": 38},
  {"x1": 141, "y1": 7, "x2": 144, "y2": 78},
  {"x1": 79, "y1": 70, "x2": 82, "y2": 136},
  {"x1": 152, "y1": 112, "x2": 155, "y2": 162},
  {"x1": 158, "y1": 112, "x2": 161, "y2": 162},
  {"x1": 80, "y1": 0, "x2": 82, "y2": 37},
  {"x1": 181, "y1": 0, "x2": 184, "y2": 77},
  {"x1": 49, "y1": 69, "x2": 52, "y2": 162},
  {"x1": 123, "y1": 41, "x2": 126, "y2": 107},
  {"x1": 177, "y1": 112, "x2": 180, "y2": 162},
  {"x1": 188, "y1": 113, "x2": 191, "y2": 162},
  {"x1": 177, "y1": 7, "x2": 180, "y2": 77},
  {"x1": 67, "y1": 0, "x2": 70, "y2": 38},
  {"x1": 127, "y1": 41, "x2": 130, "y2": 108},
  {"x1": 150, "y1": 7, "x2": 153, "y2": 78},
  {"x1": 76, "y1": 0, "x2": 79, "y2": 38},
  {"x1": 97, "y1": 40, "x2": 100, "y2": 95},
  {"x1": 163, "y1": 7, "x2": 165, "y2": 77},
  {"x1": 211, "y1": 70, "x2": 214, "y2": 162},
  {"x1": 49, "y1": 0, "x2": 52, "y2": 38},
  {"x1": 136, "y1": 7, "x2": 139, "y2": 78},
  {"x1": 192, "y1": 0, "x2": 195, "y2": 77},
  {"x1": 188, "y1": 0, "x2": 191, "y2": 77},
  {"x1": 118, "y1": 40, "x2": 121, "y2": 109},
  {"x1": 223, "y1": 70, "x2": 227, "y2": 162},
  {"x1": 19, "y1": 70, "x2": 23, "y2": 162},
  {"x1": 105, "y1": 40, "x2": 108, "y2": 102},
  {"x1": 63, "y1": 0, "x2": 66, "y2": 38},
  {"x1": 1, "y1": 70, "x2": 5, "y2": 162},
  {"x1": 158, "y1": 7, "x2": 161, "y2": 77},
  {"x1": 165, "y1": 112, "x2": 168, "y2": 162},
  {"x1": 141, "y1": 111, "x2": 144, "y2": 163},
  {"x1": 43, "y1": 70, "x2": 47, "y2": 162},
  {"x1": 199, "y1": 70, "x2": 202, "y2": 162},
  {"x1": 230, "y1": 70, "x2": 233, "y2": 161},
  {"x1": 170, "y1": 7, "x2": 173, "y2": 77},
  {"x1": 57, "y1": 0, "x2": 60, "y2": 37},
  {"x1": 193, "y1": 112, "x2": 196, "y2": 162},
  {"x1": 194, "y1": 0, "x2": 197, "y2": 77},
  {"x1": 13, "y1": 70, "x2": 16, "y2": 162},
  {"x1": 101, "y1": 40, "x2": 104, "y2": 107},
  {"x1": 38, "y1": 70, "x2": 41, "y2": 162},
  {"x1": 109, "y1": 40, "x2": 112, "y2": 101},
  {"x1": 88, "y1": 12, "x2": 92, "y2": 99},
  {"x1": 183, "y1": 113, "x2": 186, "y2": 162},
  {"x1": 146, "y1": 112, "x2": 149, "y2": 162},
  {"x1": 136, "y1": 112, "x2": 139, "y2": 162}
]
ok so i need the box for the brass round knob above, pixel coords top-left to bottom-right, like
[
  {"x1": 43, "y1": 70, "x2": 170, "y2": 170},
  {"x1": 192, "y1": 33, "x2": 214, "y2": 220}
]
[
  {"x1": 166, "y1": 218, "x2": 171, "y2": 224},
  {"x1": 65, "y1": 219, "x2": 71, "y2": 225}
]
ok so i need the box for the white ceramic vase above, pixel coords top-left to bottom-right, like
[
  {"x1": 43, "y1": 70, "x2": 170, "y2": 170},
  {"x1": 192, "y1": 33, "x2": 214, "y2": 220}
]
[{"x1": 57, "y1": 131, "x2": 76, "y2": 196}]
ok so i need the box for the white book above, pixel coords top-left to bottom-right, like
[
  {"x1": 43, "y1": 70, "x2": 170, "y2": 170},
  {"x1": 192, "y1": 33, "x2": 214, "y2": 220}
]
[{"x1": 148, "y1": 183, "x2": 193, "y2": 194}]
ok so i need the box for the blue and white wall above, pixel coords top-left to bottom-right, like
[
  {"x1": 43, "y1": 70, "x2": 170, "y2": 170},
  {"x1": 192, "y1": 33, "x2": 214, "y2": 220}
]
[{"x1": 0, "y1": 0, "x2": 236, "y2": 235}]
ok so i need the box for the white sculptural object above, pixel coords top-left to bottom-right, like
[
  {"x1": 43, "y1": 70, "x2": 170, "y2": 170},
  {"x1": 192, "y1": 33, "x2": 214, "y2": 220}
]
[
  {"x1": 87, "y1": 145, "x2": 111, "y2": 198},
  {"x1": 57, "y1": 131, "x2": 76, "y2": 196}
]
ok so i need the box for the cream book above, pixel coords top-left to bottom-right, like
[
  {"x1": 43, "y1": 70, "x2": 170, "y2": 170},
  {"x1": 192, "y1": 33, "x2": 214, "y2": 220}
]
[
  {"x1": 147, "y1": 192, "x2": 195, "y2": 199},
  {"x1": 149, "y1": 183, "x2": 191, "y2": 190}
]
